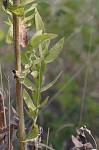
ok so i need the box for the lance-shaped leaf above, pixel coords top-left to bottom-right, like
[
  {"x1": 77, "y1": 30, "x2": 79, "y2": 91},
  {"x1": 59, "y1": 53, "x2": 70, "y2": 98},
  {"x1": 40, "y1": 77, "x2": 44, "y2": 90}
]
[
  {"x1": 35, "y1": 8, "x2": 44, "y2": 32},
  {"x1": 44, "y1": 38, "x2": 64, "y2": 64},
  {"x1": 22, "y1": 77, "x2": 37, "y2": 91},
  {"x1": 39, "y1": 96, "x2": 49, "y2": 108},
  {"x1": 41, "y1": 71, "x2": 62, "y2": 92},
  {"x1": 25, "y1": 107, "x2": 37, "y2": 120},
  {"x1": 29, "y1": 30, "x2": 42, "y2": 44},
  {"x1": 29, "y1": 31, "x2": 57, "y2": 47},
  {"x1": 35, "y1": 9, "x2": 48, "y2": 56},
  {"x1": 32, "y1": 91, "x2": 38, "y2": 106},
  {"x1": 8, "y1": 4, "x2": 24, "y2": 16},
  {"x1": 23, "y1": 89, "x2": 36, "y2": 110},
  {"x1": 23, "y1": 123, "x2": 38, "y2": 142}
]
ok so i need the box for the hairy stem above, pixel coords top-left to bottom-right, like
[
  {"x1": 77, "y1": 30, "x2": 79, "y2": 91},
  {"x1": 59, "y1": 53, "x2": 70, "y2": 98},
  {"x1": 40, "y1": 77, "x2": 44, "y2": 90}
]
[{"x1": 13, "y1": 0, "x2": 26, "y2": 149}]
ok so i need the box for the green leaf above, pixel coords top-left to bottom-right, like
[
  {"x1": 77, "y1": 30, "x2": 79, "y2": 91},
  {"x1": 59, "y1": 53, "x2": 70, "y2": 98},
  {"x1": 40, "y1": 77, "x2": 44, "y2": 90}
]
[
  {"x1": 21, "y1": 77, "x2": 37, "y2": 91},
  {"x1": 40, "y1": 96, "x2": 49, "y2": 108},
  {"x1": 35, "y1": 8, "x2": 46, "y2": 55},
  {"x1": 25, "y1": 3, "x2": 37, "y2": 15},
  {"x1": 31, "y1": 29, "x2": 42, "y2": 38},
  {"x1": 29, "y1": 32, "x2": 57, "y2": 47},
  {"x1": 44, "y1": 38, "x2": 64, "y2": 64},
  {"x1": 8, "y1": 4, "x2": 24, "y2": 16},
  {"x1": 23, "y1": 89, "x2": 36, "y2": 110},
  {"x1": 6, "y1": 25, "x2": 13, "y2": 44},
  {"x1": 21, "y1": 52, "x2": 29, "y2": 65},
  {"x1": 35, "y1": 8, "x2": 44, "y2": 32},
  {"x1": 23, "y1": 123, "x2": 38, "y2": 142},
  {"x1": 32, "y1": 92, "x2": 38, "y2": 106},
  {"x1": 41, "y1": 71, "x2": 62, "y2": 92},
  {"x1": 42, "y1": 40, "x2": 50, "y2": 55},
  {"x1": 25, "y1": 107, "x2": 37, "y2": 120}
]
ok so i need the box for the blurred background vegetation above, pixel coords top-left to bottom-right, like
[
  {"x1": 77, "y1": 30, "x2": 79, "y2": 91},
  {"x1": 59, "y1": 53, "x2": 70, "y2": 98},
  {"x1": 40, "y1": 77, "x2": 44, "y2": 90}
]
[{"x1": 0, "y1": 0, "x2": 99, "y2": 149}]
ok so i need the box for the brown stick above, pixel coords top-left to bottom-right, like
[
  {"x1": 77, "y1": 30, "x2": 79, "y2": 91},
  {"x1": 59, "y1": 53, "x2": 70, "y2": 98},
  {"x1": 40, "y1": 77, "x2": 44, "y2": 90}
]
[{"x1": 13, "y1": 0, "x2": 26, "y2": 149}]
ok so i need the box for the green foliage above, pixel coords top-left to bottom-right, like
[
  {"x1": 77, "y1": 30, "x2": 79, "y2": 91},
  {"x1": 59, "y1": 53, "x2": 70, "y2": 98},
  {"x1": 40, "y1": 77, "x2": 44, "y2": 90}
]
[
  {"x1": 1, "y1": 0, "x2": 99, "y2": 149},
  {"x1": 21, "y1": 77, "x2": 37, "y2": 91},
  {"x1": 40, "y1": 96, "x2": 49, "y2": 108},
  {"x1": 4, "y1": 1, "x2": 64, "y2": 142},
  {"x1": 29, "y1": 31, "x2": 57, "y2": 47},
  {"x1": 41, "y1": 71, "x2": 62, "y2": 92},
  {"x1": 44, "y1": 38, "x2": 64, "y2": 64},
  {"x1": 35, "y1": 8, "x2": 45, "y2": 32},
  {"x1": 20, "y1": 8, "x2": 64, "y2": 122},
  {"x1": 23, "y1": 89, "x2": 36, "y2": 110},
  {"x1": 8, "y1": 4, "x2": 24, "y2": 16},
  {"x1": 21, "y1": 6, "x2": 63, "y2": 141},
  {"x1": 23, "y1": 123, "x2": 38, "y2": 142}
]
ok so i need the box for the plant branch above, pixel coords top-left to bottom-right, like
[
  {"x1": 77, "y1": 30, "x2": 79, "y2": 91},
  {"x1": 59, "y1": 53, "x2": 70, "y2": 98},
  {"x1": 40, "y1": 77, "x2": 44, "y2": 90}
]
[{"x1": 13, "y1": 0, "x2": 26, "y2": 149}]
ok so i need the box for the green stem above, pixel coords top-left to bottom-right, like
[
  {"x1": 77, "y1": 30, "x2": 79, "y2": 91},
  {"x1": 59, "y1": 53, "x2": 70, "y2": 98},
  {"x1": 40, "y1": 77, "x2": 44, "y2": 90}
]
[{"x1": 13, "y1": 0, "x2": 26, "y2": 149}]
